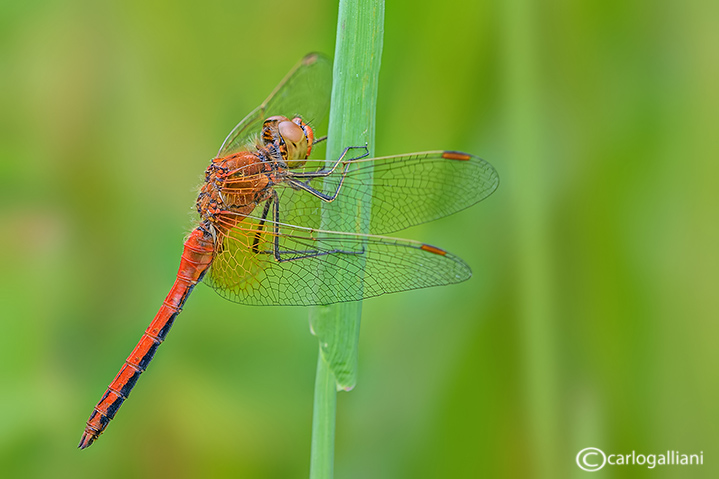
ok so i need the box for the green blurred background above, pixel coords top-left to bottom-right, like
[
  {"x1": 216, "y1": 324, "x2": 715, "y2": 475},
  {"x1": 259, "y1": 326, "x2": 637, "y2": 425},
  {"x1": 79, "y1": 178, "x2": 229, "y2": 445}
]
[{"x1": 1, "y1": 0, "x2": 716, "y2": 477}]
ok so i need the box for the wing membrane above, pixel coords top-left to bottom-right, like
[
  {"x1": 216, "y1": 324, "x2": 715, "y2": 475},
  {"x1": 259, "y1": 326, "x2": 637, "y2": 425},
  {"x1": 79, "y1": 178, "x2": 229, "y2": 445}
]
[
  {"x1": 204, "y1": 216, "x2": 471, "y2": 306},
  {"x1": 274, "y1": 151, "x2": 499, "y2": 235},
  {"x1": 218, "y1": 53, "x2": 332, "y2": 157}
]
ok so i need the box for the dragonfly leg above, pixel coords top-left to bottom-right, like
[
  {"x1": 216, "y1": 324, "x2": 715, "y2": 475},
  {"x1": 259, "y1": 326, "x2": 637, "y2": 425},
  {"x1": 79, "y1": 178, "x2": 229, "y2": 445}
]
[
  {"x1": 285, "y1": 145, "x2": 370, "y2": 202},
  {"x1": 285, "y1": 178, "x2": 339, "y2": 202},
  {"x1": 289, "y1": 145, "x2": 369, "y2": 180},
  {"x1": 275, "y1": 247, "x2": 364, "y2": 263},
  {"x1": 253, "y1": 190, "x2": 364, "y2": 262},
  {"x1": 251, "y1": 197, "x2": 273, "y2": 254}
]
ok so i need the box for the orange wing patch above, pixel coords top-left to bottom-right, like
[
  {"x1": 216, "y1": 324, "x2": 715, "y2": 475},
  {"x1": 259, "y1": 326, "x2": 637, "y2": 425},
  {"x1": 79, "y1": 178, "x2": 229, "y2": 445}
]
[
  {"x1": 441, "y1": 151, "x2": 471, "y2": 161},
  {"x1": 420, "y1": 243, "x2": 447, "y2": 256}
]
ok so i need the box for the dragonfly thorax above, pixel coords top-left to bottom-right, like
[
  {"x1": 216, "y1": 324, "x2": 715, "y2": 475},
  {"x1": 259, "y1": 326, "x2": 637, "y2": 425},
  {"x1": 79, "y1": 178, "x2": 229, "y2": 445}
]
[{"x1": 196, "y1": 151, "x2": 272, "y2": 231}]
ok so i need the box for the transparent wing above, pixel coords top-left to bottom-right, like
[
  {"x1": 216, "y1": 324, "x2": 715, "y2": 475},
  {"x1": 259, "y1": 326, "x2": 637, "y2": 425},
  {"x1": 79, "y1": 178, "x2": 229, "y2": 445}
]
[
  {"x1": 275, "y1": 150, "x2": 499, "y2": 234},
  {"x1": 203, "y1": 216, "x2": 471, "y2": 306},
  {"x1": 218, "y1": 53, "x2": 332, "y2": 157}
]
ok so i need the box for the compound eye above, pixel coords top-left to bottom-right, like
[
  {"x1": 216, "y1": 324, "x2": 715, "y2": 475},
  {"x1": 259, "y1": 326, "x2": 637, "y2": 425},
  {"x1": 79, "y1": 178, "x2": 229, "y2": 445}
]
[{"x1": 279, "y1": 120, "x2": 304, "y2": 143}]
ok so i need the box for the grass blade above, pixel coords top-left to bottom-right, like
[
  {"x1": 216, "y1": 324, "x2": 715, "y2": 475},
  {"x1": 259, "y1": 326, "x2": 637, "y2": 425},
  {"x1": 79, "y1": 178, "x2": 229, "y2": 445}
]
[{"x1": 309, "y1": 0, "x2": 384, "y2": 477}]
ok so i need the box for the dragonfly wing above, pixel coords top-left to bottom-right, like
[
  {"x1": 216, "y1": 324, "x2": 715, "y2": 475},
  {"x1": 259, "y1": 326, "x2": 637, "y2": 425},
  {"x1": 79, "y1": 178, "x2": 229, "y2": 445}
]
[
  {"x1": 203, "y1": 217, "x2": 471, "y2": 306},
  {"x1": 218, "y1": 53, "x2": 332, "y2": 157},
  {"x1": 274, "y1": 151, "x2": 499, "y2": 235}
]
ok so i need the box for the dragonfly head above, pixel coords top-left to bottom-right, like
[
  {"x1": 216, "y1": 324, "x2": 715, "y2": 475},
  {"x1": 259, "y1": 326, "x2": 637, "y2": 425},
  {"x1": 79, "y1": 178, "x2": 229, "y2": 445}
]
[{"x1": 263, "y1": 116, "x2": 314, "y2": 169}]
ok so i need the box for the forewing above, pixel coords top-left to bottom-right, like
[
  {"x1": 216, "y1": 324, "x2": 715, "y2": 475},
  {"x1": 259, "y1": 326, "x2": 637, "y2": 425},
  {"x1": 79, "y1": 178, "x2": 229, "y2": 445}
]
[
  {"x1": 203, "y1": 218, "x2": 471, "y2": 306},
  {"x1": 273, "y1": 151, "x2": 499, "y2": 235},
  {"x1": 218, "y1": 53, "x2": 332, "y2": 157}
]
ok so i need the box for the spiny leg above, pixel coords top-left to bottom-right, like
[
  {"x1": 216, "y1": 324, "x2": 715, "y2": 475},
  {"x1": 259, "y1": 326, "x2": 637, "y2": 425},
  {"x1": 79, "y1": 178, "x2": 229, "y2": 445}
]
[
  {"x1": 290, "y1": 145, "x2": 369, "y2": 180},
  {"x1": 251, "y1": 197, "x2": 273, "y2": 254},
  {"x1": 257, "y1": 190, "x2": 364, "y2": 263},
  {"x1": 286, "y1": 145, "x2": 370, "y2": 202}
]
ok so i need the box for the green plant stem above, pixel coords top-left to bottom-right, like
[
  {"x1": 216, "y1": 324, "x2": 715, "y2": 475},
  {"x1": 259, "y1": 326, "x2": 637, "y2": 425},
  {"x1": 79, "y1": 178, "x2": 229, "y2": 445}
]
[
  {"x1": 309, "y1": 348, "x2": 337, "y2": 479},
  {"x1": 309, "y1": 0, "x2": 384, "y2": 478}
]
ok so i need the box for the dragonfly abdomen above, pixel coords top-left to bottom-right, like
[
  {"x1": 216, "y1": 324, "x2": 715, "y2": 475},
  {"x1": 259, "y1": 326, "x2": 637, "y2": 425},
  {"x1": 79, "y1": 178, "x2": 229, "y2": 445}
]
[{"x1": 79, "y1": 226, "x2": 214, "y2": 449}]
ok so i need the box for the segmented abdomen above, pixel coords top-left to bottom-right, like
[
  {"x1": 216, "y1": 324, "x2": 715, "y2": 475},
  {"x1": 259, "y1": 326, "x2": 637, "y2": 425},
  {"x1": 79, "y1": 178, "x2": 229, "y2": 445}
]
[{"x1": 78, "y1": 226, "x2": 214, "y2": 449}]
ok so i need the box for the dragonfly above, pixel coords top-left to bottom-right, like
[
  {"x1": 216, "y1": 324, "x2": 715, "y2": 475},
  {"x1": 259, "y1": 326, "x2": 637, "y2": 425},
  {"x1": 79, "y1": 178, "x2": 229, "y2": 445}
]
[{"x1": 78, "y1": 53, "x2": 499, "y2": 449}]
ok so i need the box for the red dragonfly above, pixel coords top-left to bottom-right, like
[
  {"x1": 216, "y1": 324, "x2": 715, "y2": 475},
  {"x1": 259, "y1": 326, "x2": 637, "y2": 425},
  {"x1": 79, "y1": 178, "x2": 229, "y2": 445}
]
[{"x1": 79, "y1": 53, "x2": 498, "y2": 449}]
